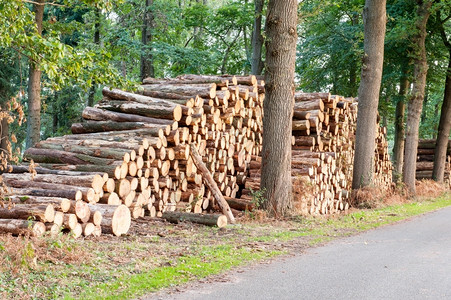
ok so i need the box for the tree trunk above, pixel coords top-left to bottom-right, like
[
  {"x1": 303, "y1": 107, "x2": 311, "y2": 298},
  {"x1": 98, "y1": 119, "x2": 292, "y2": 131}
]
[
  {"x1": 433, "y1": 36, "x2": 451, "y2": 182},
  {"x1": 0, "y1": 115, "x2": 9, "y2": 158},
  {"x1": 251, "y1": 0, "x2": 265, "y2": 75},
  {"x1": 352, "y1": 0, "x2": 386, "y2": 189},
  {"x1": 141, "y1": 0, "x2": 155, "y2": 81},
  {"x1": 403, "y1": 0, "x2": 432, "y2": 194},
  {"x1": 26, "y1": 0, "x2": 44, "y2": 149},
  {"x1": 261, "y1": 0, "x2": 297, "y2": 216},
  {"x1": 88, "y1": 8, "x2": 101, "y2": 107},
  {"x1": 392, "y1": 71, "x2": 409, "y2": 183}
]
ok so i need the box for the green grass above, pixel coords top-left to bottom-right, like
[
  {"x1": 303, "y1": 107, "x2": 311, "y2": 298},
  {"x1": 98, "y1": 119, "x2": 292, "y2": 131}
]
[{"x1": 74, "y1": 245, "x2": 282, "y2": 300}]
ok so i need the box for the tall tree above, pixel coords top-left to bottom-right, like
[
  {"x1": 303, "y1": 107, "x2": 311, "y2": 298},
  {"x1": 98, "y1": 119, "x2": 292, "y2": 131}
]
[
  {"x1": 403, "y1": 0, "x2": 433, "y2": 194},
  {"x1": 261, "y1": 0, "x2": 297, "y2": 216},
  {"x1": 352, "y1": 0, "x2": 387, "y2": 189},
  {"x1": 251, "y1": 0, "x2": 264, "y2": 75},
  {"x1": 392, "y1": 66, "x2": 409, "y2": 183},
  {"x1": 141, "y1": 0, "x2": 155, "y2": 81},
  {"x1": 87, "y1": 7, "x2": 101, "y2": 107},
  {"x1": 26, "y1": 0, "x2": 45, "y2": 149},
  {"x1": 433, "y1": 11, "x2": 451, "y2": 183}
]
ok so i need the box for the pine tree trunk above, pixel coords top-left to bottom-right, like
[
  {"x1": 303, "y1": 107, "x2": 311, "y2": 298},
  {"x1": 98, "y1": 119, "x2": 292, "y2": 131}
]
[
  {"x1": 352, "y1": 0, "x2": 386, "y2": 189},
  {"x1": 26, "y1": 0, "x2": 44, "y2": 149},
  {"x1": 433, "y1": 49, "x2": 451, "y2": 182},
  {"x1": 392, "y1": 72, "x2": 409, "y2": 183},
  {"x1": 261, "y1": 0, "x2": 297, "y2": 216},
  {"x1": 141, "y1": 0, "x2": 155, "y2": 81},
  {"x1": 403, "y1": 1, "x2": 432, "y2": 194},
  {"x1": 251, "y1": 0, "x2": 265, "y2": 75}
]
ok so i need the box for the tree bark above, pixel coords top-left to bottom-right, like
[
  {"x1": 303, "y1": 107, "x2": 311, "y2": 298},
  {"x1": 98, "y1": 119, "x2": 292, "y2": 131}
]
[
  {"x1": 352, "y1": 0, "x2": 386, "y2": 189},
  {"x1": 433, "y1": 17, "x2": 451, "y2": 183},
  {"x1": 0, "y1": 115, "x2": 9, "y2": 158},
  {"x1": 392, "y1": 71, "x2": 409, "y2": 183},
  {"x1": 261, "y1": 0, "x2": 297, "y2": 216},
  {"x1": 251, "y1": 0, "x2": 265, "y2": 75},
  {"x1": 26, "y1": 0, "x2": 45, "y2": 149},
  {"x1": 88, "y1": 8, "x2": 101, "y2": 107},
  {"x1": 141, "y1": 0, "x2": 155, "y2": 81},
  {"x1": 403, "y1": 0, "x2": 432, "y2": 194}
]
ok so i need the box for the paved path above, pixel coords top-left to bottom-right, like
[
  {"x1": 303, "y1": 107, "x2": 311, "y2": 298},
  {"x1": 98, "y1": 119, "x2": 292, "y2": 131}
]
[{"x1": 154, "y1": 206, "x2": 451, "y2": 300}]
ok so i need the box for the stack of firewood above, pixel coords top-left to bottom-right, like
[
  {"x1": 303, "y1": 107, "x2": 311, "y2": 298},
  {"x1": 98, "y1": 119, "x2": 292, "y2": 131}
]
[
  {"x1": 243, "y1": 92, "x2": 392, "y2": 215},
  {"x1": 0, "y1": 74, "x2": 394, "y2": 237},
  {"x1": 416, "y1": 139, "x2": 451, "y2": 187},
  {"x1": 1, "y1": 168, "x2": 131, "y2": 237}
]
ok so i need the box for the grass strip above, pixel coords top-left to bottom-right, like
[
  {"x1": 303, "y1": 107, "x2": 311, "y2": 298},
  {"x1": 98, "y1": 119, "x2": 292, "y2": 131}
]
[{"x1": 73, "y1": 245, "x2": 282, "y2": 300}]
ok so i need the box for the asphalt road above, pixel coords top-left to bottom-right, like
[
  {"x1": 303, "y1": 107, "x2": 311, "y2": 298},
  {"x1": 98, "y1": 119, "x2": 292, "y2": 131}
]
[{"x1": 152, "y1": 205, "x2": 451, "y2": 300}]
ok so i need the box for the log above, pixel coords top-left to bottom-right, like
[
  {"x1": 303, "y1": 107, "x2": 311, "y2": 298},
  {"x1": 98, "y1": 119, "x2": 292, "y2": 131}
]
[
  {"x1": 162, "y1": 211, "x2": 227, "y2": 228},
  {"x1": 189, "y1": 144, "x2": 235, "y2": 224},
  {"x1": 0, "y1": 219, "x2": 46, "y2": 237},
  {"x1": 71, "y1": 121, "x2": 165, "y2": 134},
  {"x1": 82, "y1": 107, "x2": 174, "y2": 125},
  {"x1": 140, "y1": 83, "x2": 217, "y2": 99},
  {"x1": 87, "y1": 204, "x2": 131, "y2": 236},
  {"x1": 67, "y1": 200, "x2": 91, "y2": 223},
  {"x1": 63, "y1": 213, "x2": 78, "y2": 230},
  {"x1": 8, "y1": 165, "x2": 101, "y2": 176},
  {"x1": 139, "y1": 90, "x2": 192, "y2": 100},
  {"x1": 0, "y1": 204, "x2": 55, "y2": 223},
  {"x1": 36, "y1": 142, "x2": 128, "y2": 160},
  {"x1": 82, "y1": 223, "x2": 96, "y2": 237},
  {"x1": 101, "y1": 88, "x2": 183, "y2": 121},
  {"x1": 295, "y1": 92, "x2": 330, "y2": 102},
  {"x1": 8, "y1": 188, "x2": 82, "y2": 201},
  {"x1": 7, "y1": 195, "x2": 71, "y2": 213},
  {"x1": 45, "y1": 223, "x2": 61, "y2": 237},
  {"x1": 59, "y1": 127, "x2": 166, "y2": 141},
  {"x1": 24, "y1": 148, "x2": 115, "y2": 165},
  {"x1": 2, "y1": 173, "x2": 104, "y2": 190},
  {"x1": 224, "y1": 197, "x2": 255, "y2": 211},
  {"x1": 4, "y1": 180, "x2": 94, "y2": 201},
  {"x1": 294, "y1": 99, "x2": 324, "y2": 111}
]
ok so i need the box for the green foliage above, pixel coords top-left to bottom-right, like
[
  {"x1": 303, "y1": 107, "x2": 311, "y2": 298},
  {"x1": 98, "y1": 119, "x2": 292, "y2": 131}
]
[
  {"x1": 297, "y1": 0, "x2": 364, "y2": 96},
  {"x1": 249, "y1": 187, "x2": 266, "y2": 209}
]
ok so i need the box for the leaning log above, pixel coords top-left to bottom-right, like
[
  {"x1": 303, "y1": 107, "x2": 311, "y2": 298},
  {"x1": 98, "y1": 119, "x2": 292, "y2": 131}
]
[{"x1": 189, "y1": 144, "x2": 235, "y2": 224}]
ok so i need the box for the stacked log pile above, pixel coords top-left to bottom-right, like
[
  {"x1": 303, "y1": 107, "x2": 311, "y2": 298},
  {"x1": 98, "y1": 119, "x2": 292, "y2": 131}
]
[
  {"x1": 1, "y1": 169, "x2": 131, "y2": 237},
  {"x1": 243, "y1": 93, "x2": 392, "y2": 215},
  {"x1": 416, "y1": 139, "x2": 451, "y2": 187},
  {"x1": 0, "y1": 74, "x2": 394, "y2": 237}
]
